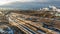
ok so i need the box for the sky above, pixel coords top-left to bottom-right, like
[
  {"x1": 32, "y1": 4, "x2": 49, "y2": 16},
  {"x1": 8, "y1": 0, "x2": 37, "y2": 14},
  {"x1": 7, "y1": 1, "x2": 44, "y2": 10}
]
[{"x1": 0, "y1": 0, "x2": 59, "y2": 5}]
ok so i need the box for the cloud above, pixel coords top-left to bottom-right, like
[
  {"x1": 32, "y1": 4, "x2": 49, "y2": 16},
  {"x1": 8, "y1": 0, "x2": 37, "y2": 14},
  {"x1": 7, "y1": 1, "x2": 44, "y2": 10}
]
[
  {"x1": 0, "y1": 0, "x2": 49, "y2": 5},
  {"x1": 17, "y1": 0, "x2": 49, "y2": 2},
  {"x1": 18, "y1": 0, "x2": 34, "y2": 2},
  {"x1": 17, "y1": 0, "x2": 58, "y2": 2},
  {"x1": 53, "y1": 0, "x2": 60, "y2": 1},
  {"x1": 34, "y1": 0, "x2": 49, "y2": 2},
  {"x1": 0, "y1": 0, "x2": 19, "y2": 5},
  {"x1": 0, "y1": 0, "x2": 60, "y2": 2},
  {"x1": 0, "y1": 0, "x2": 59, "y2": 5},
  {"x1": 2, "y1": 0, "x2": 48, "y2": 2}
]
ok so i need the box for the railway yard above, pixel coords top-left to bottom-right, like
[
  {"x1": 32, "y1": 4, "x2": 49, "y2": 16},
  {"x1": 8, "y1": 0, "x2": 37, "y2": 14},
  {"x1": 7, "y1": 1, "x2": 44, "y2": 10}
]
[{"x1": 0, "y1": 10, "x2": 60, "y2": 34}]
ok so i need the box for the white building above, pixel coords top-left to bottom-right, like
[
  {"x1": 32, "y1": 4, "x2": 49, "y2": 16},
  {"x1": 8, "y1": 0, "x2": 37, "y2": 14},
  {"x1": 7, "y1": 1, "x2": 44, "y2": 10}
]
[
  {"x1": 39, "y1": 5, "x2": 60, "y2": 12},
  {"x1": 49, "y1": 5, "x2": 57, "y2": 11},
  {"x1": 49, "y1": 5, "x2": 60, "y2": 12},
  {"x1": 55, "y1": 13, "x2": 60, "y2": 16},
  {"x1": 56, "y1": 9, "x2": 60, "y2": 12},
  {"x1": 41, "y1": 8, "x2": 49, "y2": 11}
]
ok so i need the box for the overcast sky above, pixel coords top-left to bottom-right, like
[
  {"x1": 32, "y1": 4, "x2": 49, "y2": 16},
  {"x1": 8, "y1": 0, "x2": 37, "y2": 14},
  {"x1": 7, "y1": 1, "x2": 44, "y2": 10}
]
[{"x1": 0, "y1": 0, "x2": 59, "y2": 5}]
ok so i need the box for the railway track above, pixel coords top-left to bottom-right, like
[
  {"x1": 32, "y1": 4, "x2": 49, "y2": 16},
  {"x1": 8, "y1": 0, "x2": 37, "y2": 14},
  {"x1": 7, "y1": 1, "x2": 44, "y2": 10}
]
[
  {"x1": 10, "y1": 13, "x2": 60, "y2": 30},
  {"x1": 9, "y1": 14, "x2": 60, "y2": 34},
  {"x1": 9, "y1": 16, "x2": 42, "y2": 34}
]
